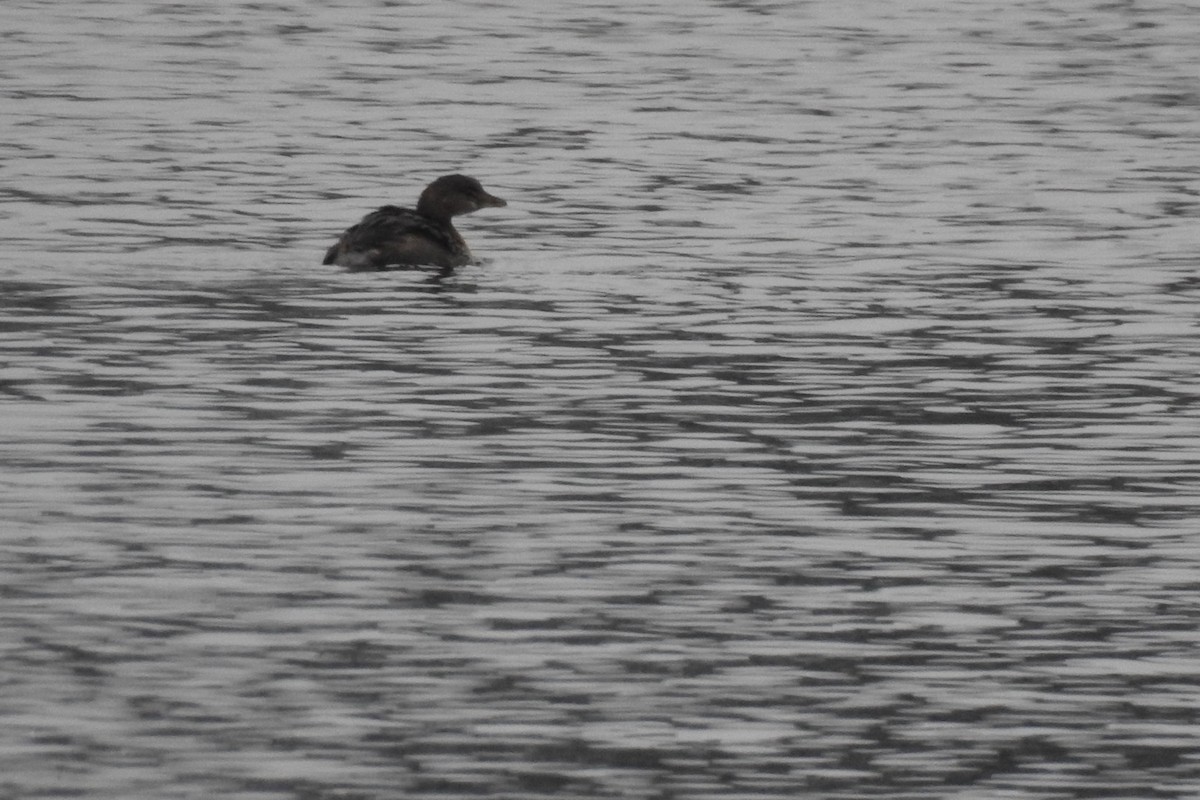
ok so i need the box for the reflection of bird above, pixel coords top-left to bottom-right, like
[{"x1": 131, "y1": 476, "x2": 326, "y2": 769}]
[{"x1": 323, "y1": 175, "x2": 506, "y2": 269}]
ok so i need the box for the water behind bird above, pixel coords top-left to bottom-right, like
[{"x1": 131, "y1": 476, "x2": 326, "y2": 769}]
[{"x1": 3, "y1": 1, "x2": 1200, "y2": 798}]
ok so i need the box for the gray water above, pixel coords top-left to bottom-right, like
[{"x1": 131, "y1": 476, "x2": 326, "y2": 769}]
[{"x1": 3, "y1": 1, "x2": 1200, "y2": 798}]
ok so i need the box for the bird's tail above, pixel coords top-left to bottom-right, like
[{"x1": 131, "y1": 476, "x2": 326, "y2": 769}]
[{"x1": 322, "y1": 243, "x2": 339, "y2": 265}]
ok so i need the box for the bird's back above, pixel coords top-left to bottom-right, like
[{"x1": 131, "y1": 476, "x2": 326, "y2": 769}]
[{"x1": 324, "y1": 206, "x2": 467, "y2": 269}]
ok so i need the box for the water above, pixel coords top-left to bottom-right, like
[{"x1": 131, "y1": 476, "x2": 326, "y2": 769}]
[{"x1": 3, "y1": 1, "x2": 1200, "y2": 798}]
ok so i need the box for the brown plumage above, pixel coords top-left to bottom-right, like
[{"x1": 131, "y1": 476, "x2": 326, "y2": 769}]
[{"x1": 323, "y1": 175, "x2": 506, "y2": 269}]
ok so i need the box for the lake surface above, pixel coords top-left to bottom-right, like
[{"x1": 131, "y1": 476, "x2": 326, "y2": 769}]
[{"x1": 3, "y1": 1, "x2": 1200, "y2": 798}]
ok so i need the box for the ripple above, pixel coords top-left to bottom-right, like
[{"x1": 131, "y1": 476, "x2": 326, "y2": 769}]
[{"x1": 3, "y1": 0, "x2": 1200, "y2": 798}]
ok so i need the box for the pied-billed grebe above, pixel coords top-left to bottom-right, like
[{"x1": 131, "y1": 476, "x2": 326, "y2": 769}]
[{"x1": 323, "y1": 175, "x2": 506, "y2": 269}]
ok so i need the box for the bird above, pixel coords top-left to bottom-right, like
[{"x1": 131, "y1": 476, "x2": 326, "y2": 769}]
[{"x1": 323, "y1": 175, "x2": 506, "y2": 269}]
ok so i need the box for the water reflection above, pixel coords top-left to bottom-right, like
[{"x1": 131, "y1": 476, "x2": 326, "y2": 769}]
[{"x1": 3, "y1": 0, "x2": 1200, "y2": 798}]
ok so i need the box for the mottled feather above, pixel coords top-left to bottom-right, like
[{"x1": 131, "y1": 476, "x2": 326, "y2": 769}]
[
  {"x1": 323, "y1": 175, "x2": 506, "y2": 270},
  {"x1": 323, "y1": 206, "x2": 466, "y2": 269}
]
